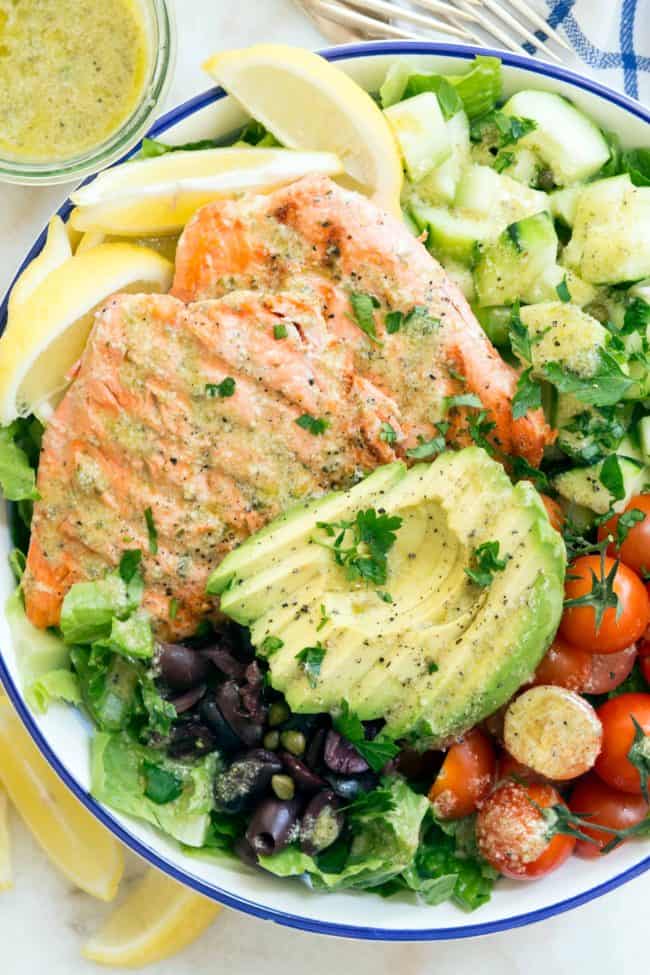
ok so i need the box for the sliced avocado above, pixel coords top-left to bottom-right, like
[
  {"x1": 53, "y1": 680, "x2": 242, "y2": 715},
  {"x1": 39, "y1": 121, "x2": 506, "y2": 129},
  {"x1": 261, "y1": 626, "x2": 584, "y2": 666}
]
[
  {"x1": 474, "y1": 211, "x2": 557, "y2": 306},
  {"x1": 215, "y1": 448, "x2": 565, "y2": 744}
]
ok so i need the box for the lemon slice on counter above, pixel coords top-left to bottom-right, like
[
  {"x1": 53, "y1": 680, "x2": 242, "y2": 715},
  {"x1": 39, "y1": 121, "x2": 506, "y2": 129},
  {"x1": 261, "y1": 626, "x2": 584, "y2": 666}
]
[
  {"x1": 7, "y1": 216, "x2": 72, "y2": 317},
  {"x1": 83, "y1": 868, "x2": 221, "y2": 967},
  {"x1": 0, "y1": 788, "x2": 12, "y2": 892},
  {"x1": 0, "y1": 242, "x2": 174, "y2": 424},
  {"x1": 203, "y1": 44, "x2": 403, "y2": 215},
  {"x1": 68, "y1": 147, "x2": 343, "y2": 236},
  {"x1": 0, "y1": 697, "x2": 124, "y2": 900}
]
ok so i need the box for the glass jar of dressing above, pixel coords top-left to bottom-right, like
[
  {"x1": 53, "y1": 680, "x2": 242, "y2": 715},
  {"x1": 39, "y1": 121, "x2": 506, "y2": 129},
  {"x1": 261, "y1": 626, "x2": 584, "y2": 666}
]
[{"x1": 0, "y1": 0, "x2": 175, "y2": 184}]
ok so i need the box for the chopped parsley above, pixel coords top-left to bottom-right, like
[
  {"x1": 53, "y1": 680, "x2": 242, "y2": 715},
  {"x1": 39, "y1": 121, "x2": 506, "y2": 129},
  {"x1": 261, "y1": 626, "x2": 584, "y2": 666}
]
[
  {"x1": 273, "y1": 324, "x2": 288, "y2": 340},
  {"x1": 141, "y1": 761, "x2": 183, "y2": 805},
  {"x1": 296, "y1": 414, "x2": 331, "y2": 436},
  {"x1": 543, "y1": 349, "x2": 634, "y2": 406},
  {"x1": 556, "y1": 276, "x2": 571, "y2": 303},
  {"x1": 510, "y1": 455, "x2": 549, "y2": 492},
  {"x1": 206, "y1": 377, "x2": 236, "y2": 398},
  {"x1": 599, "y1": 454, "x2": 628, "y2": 501},
  {"x1": 349, "y1": 291, "x2": 381, "y2": 344},
  {"x1": 385, "y1": 311, "x2": 403, "y2": 334},
  {"x1": 334, "y1": 701, "x2": 399, "y2": 772},
  {"x1": 379, "y1": 422, "x2": 397, "y2": 444},
  {"x1": 512, "y1": 367, "x2": 543, "y2": 420},
  {"x1": 377, "y1": 590, "x2": 393, "y2": 604},
  {"x1": 261, "y1": 635, "x2": 284, "y2": 656},
  {"x1": 168, "y1": 597, "x2": 179, "y2": 621},
  {"x1": 508, "y1": 302, "x2": 533, "y2": 363},
  {"x1": 467, "y1": 409, "x2": 497, "y2": 455},
  {"x1": 470, "y1": 110, "x2": 536, "y2": 148},
  {"x1": 406, "y1": 423, "x2": 449, "y2": 460},
  {"x1": 494, "y1": 151, "x2": 514, "y2": 173},
  {"x1": 295, "y1": 643, "x2": 327, "y2": 688},
  {"x1": 317, "y1": 604, "x2": 330, "y2": 632},
  {"x1": 427, "y1": 660, "x2": 439, "y2": 674},
  {"x1": 442, "y1": 392, "x2": 482, "y2": 413},
  {"x1": 144, "y1": 507, "x2": 158, "y2": 555},
  {"x1": 344, "y1": 787, "x2": 396, "y2": 820},
  {"x1": 465, "y1": 541, "x2": 508, "y2": 587},
  {"x1": 119, "y1": 549, "x2": 142, "y2": 583},
  {"x1": 316, "y1": 508, "x2": 403, "y2": 587}
]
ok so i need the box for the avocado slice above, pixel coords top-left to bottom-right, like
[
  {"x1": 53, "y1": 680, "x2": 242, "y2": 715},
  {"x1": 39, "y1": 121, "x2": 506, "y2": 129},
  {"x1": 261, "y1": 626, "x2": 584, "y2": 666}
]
[{"x1": 209, "y1": 448, "x2": 565, "y2": 745}]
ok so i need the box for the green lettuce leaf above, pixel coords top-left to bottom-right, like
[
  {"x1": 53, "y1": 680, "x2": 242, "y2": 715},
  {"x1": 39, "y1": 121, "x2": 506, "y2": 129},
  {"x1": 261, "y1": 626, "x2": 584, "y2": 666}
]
[
  {"x1": 0, "y1": 423, "x2": 40, "y2": 502},
  {"x1": 28, "y1": 669, "x2": 81, "y2": 713},
  {"x1": 259, "y1": 777, "x2": 429, "y2": 890},
  {"x1": 91, "y1": 732, "x2": 220, "y2": 847},
  {"x1": 99, "y1": 612, "x2": 154, "y2": 660},
  {"x1": 5, "y1": 588, "x2": 70, "y2": 688},
  {"x1": 60, "y1": 570, "x2": 142, "y2": 644}
]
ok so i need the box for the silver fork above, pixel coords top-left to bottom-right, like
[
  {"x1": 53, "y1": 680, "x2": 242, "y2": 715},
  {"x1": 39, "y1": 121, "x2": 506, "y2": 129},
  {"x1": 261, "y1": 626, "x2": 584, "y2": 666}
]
[{"x1": 297, "y1": 0, "x2": 571, "y2": 64}]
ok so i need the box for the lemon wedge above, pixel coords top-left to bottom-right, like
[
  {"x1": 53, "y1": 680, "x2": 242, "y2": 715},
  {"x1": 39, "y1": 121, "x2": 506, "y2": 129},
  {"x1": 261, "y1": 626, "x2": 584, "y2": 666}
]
[
  {"x1": 0, "y1": 697, "x2": 124, "y2": 900},
  {"x1": 0, "y1": 242, "x2": 174, "y2": 424},
  {"x1": 68, "y1": 147, "x2": 343, "y2": 236},
  {"x1": 203, "y1": 44, "x2": 403, "y2": 215},
  {"x1": 75, "y1": 230, "x2": 106, "y2": 253},
  {"x1": 7, "y1": 216, "x2": 72, "y2": 317},
  {"x1": 83, "y1": 868, "x2": 221, "y2": 967},
  {"x1": 0, "y1": 788, "x2": 12, "y2": 892}
]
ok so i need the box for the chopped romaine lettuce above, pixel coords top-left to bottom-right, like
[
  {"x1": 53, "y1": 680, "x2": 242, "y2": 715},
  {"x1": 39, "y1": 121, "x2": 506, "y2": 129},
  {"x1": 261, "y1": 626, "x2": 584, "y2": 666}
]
[
  {"x1": 28, "y1": 669, "x2": 81, "y2": 713},
  {"x1": 0, "y1": 423, "x2": 40, "y2": 502},
  {"x1": 60, "y1": 570, "x2": 142, "y2": 644},
  {"x1": 5, "y1": 587, "x2": 69, "y2": 688},
  {"x1": 381, "y1": 55, "x2": 502, "y2": 121},
  {"x1": 71, "y1": 645, "x2": 140, "y2": 732},
  {"x1": 100, "y1": 612, "x2": 155, "y2": 660},
  {"x1": 91, "y1": 732, "x2": 220, "y2": 847}
]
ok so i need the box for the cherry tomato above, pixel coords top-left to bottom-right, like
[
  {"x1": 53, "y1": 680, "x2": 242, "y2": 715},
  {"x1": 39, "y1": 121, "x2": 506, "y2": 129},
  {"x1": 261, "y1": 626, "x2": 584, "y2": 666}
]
[
  {"x1": 560, "y1": 556, "x2": 650, "y2": 654},
  {"x1": 599, "y1": 496, "x2": 650, "y2": 577},
  {"x1": 476, "y1": 781, "x2": 575, "y2": 879},
  {"x1": 595, "y1": 693, "x2": 650, "y2": 795},
  {"x1": 532, "y1": 638, "x2": 592, "y2": 692},
  {"x1": 569, "y1": 773, "x2": 649, "y2": 858},
  {"x1": 498, "y1": 750, "x2": 550, "y2": 786},
  {"x1": 540, "y1": 495, "x2": 565, "y2": 533},
  {"x1": 582, "y1": 645, "x2": 638, "y2": 695},
  {"x1": 428, "y1": 728, "x2": 495, "y2": 819}
]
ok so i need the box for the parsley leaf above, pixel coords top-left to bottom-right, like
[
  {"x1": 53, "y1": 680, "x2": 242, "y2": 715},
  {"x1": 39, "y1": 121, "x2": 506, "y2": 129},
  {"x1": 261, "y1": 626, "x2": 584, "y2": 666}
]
[
  {"x1": 467, "y1": 410, "x2": 497, "y2": 455},
  {"x1": 494, "y1": 151, "x2": 514, "y2": 173},
  {"x1": 273, "y1": 324, "x2": 288, "y2": 340},
  {"x1": 512, "y1": 367, "x2": 543, "y2": 420},
  {"x1": 119, "y1": 549, "x2": 142, "y2": 583},
  {"x1": 334, "y1": 701, "x2": 399, "y2": 772},
  {"x1": 470, "y1": 110, "x2": 536, "y2": 148},
  {"x1": 442, "y1": 392, "x2": 483, "y2": 413},
  {"x1": 377, "y1": 590, "x2": 393, "y2": 603},
  {"x1": 465, "y1": 541, "x2": 508, "y2": 587},
  {"x1": 556, "y1": 275, "x2": 571, "y2": 303},
  {"x1": 343, "y1": 787, "x2": 396, "y2": 820},
  {"x1": 403, "y1": 305, "x2": 440, "y2": 333},
  {"x1": 141, "y1": 761, "x2": 183, "y2": 805},
  {"x1": 144, "y1": 507, "x2": 158, "y2": 555},
  {"x1": 379, "y1": 422, "x2": 397, "y2": 444},
  {"x1": 261, "y1": 635, "x2": 284, "y2": 656},
  {"x1": 623, "y1": 298, "x2": 650, "y2": 334},
  {"x1": 168, "y1": 597, "x2": 179, "y2": 621},
  {"x1": 510, "y1": 455, "x2": 549, "y2": 492},
  {"x1": 296, "y1": 414, "x2": 331, "y2": 436},
  {"x1": 543, "y1": 349, "x2": 634, "y2": 406},
  {"x1": 295, "y1": 643, "x2": 327, "y2": 688},
  {"x1": 385, "y1": 311, "x2": 403, "y2": 334},
  {"x1": 349, "y1": 292, "x2": 381, "y2": 344},
  {"x1": 316, "y1": 508, "x2": 403, "y2": 587},
  {"x1": 599, "y1": 455, "x2": 627, "y2": 501},
  {"x1": 206, "y1": 377, "x2": 236, "y2": 398},
  {"x1": 406, "y1": 427, "x2": 447, "y2": 459},
  {"x1": 616, "y1": 508, "x2": 646, "y2": 546},
  {"x1": 508, "y1": 302, "x2": 532, "y2": 363}
]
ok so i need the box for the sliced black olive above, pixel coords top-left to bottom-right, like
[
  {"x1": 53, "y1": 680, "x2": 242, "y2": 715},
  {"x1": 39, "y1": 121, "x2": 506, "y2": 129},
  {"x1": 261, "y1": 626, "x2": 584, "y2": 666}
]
[
  {"x1": 199, "y1": 697, "x2": 243, "y2": 755},
  {"x1": 393, "y1": 748, "x2": 444, "y2": 782},
  {"x1": 157, "y1": 642, "x2": 210, "y2": 691},
  {"x1": 323, "y1": 730, "x2": 369, "y2": 775},
  {"x1": 304, "y1": 726, "x2": 327, "y2": 770},
  {"x1": 280, "y1": 752, "x2": 326, "y2": 793},
  {"x1": 300, "y1": 790, "x2": 344, "y2": 856},
  {"x1": 325, "y1": 771, "x2": 379, "y2": 801},
  {"x1": 233, "y1": 836, "x2": 261, "y2": 869},
  {"x1": 167, "y1": 719, "x2": 217, "y2": 758},
  {"x1": 200, "y1": 647, "x2": 247, "y2": 681},
  {"x1": 216, "y1": 681, "x2": 264, "y2": 747},
  {"x1": 170, "y1": 683, "x2": 207, "y2": 715},
  {"x1": 214, "y1": 749, "x2": 282, "y2": 813},
  {"x1": 246, "y1": 798, "x2": 301, "y2": 856}
]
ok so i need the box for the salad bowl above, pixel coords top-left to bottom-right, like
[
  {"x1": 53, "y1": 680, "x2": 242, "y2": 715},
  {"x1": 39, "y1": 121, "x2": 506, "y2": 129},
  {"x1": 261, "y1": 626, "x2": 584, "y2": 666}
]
[{"x1": 1, "y1": 41, "x2": 649, "y2": 941}]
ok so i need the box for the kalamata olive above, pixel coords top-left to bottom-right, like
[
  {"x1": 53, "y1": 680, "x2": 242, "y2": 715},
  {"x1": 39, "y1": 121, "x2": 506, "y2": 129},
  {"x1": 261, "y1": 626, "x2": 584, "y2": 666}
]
[
  {"x1": 300, "y1": 790, "x2": 344, "y2": 856},
  {"x1": 214, "y1": 749, "x2": 283, "y2": 813},
  {"x1": 216, "y1": 681, "x2": 264, "y2": 746},
  {"x1": 199, "y1": 697, "x2": 243, "y2": 754},
  {"x1": 304, "y1": 726, "x2": 327, "y2": 770},
  {"x1": 325, "y1": 771, "x2": 379, "y2": 801},
  {"x1": 280, "y1": 752, "x2": 326, "y2": 793},
  {"x1": 170, "y1": 683, "x2": 207, "y2": 715},
  {"x1": 324, "y1": 730, "x2": 369, "y2": 774},
  {"x1": 157, "y1": 642, "x2": 210, "y2": 691},
  {"x1": 200, "y1": 647, "x2": 246, "y2": 681},
  {"x1": 392, "y1": 748, "x2": 444, "y2": 782},
  {"x1": 240, "y1": 662, "x2": 267, "y2": 725},
  {"x1": 363, "y1": 719, "x2": 384, "y2": 740},
  {"x1": 233, "y1": 836, "x2": 260, "y2": 869},
  {"x1": 168, "y1": 719, "x2": 217, "y2": 758},
  {"x1": 246, "y1": 798, "x2": 301, "y2": 856}
]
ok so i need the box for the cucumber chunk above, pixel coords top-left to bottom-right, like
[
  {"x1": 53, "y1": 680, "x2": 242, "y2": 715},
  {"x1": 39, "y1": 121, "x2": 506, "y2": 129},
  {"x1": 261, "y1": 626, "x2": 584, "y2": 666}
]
[
  {"x1": 502, "y1": 90, "x2": 610, "y2": 185},
  {"x1": 563, "y1": 175, "x2": 650, "y2": 284},
  {"x1": 409, "y1": 110, "x2": 470, "y2": 205},
  {"x1": 519, "y1": 302, "x2": 608, "y2": 377},
  {"x1": 553, "y1": 449, "x2": 647, "y2": 514},
  {"x1": 385, "y1": 92, "x2": 451, "y2": 182},
  {"x1": 549, "y1": 186, "x2": 583, "y2": 227},
  {"x1": 639, "y1": 416, "x2": 650, "y2": 465},
  {"x1": 474, "y1": 211, "x2": 557, "y2": 306},
  {"x1": 454, "y1": 163, "x2": 547, "y2": 224},
  {"x1": 410, "y1": 202, "x2": 490, "y2": 264}
]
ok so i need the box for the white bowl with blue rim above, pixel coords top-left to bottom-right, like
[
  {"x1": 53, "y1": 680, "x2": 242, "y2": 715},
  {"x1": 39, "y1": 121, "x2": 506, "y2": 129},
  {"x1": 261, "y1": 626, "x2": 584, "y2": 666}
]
[{"x1": 1, "y1": 41, "x2": 649, "y2": 941}]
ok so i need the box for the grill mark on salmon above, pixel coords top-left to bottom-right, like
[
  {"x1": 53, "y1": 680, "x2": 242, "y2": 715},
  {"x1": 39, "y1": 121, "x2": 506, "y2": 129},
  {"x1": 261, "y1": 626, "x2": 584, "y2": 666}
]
[{"x1": 173, "y1": 175, "x2": 554, "y2": 464}]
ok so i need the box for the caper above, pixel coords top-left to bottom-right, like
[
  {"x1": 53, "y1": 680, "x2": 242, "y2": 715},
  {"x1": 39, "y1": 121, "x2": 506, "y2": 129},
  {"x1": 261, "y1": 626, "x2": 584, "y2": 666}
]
[
  {"x1": 269, "y1": 701, "x2": 290, "y2": 727},
  {"x1": 263, "y1": 730, "x2": 280, "y2": 750},
  {"x1": 281, "y1": 730, "x2": 306, "y2": 756},
  {"x1": 271, "y1": 774, "x2": 295, "y2": 801}
]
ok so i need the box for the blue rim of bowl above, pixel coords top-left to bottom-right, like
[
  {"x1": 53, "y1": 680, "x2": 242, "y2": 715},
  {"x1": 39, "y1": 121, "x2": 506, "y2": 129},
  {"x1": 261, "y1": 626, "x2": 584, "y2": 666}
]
[{"x1": 1, "y1": 40, "x2": 649, "y2": 941}]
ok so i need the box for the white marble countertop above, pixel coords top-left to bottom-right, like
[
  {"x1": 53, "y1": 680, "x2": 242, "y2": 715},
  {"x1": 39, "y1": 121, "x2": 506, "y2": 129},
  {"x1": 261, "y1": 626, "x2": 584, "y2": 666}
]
[{"x1": 0, "y1": 1, "x2": 648, "y2": 971}]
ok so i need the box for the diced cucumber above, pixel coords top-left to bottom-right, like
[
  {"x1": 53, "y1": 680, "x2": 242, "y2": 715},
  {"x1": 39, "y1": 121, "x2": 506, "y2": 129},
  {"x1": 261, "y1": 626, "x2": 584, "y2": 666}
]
[
  {"x1": 519, "y1": 302, "x2": 608, "y2": 376},
  {"x1": 473, "y1": 305, "x2": 511, "y2": 346},
  {"x1": 639, "y1": 416, "x2": 650, "y2": 464},
  {"x1": 505, "y1": 148, "x2": 541, "y2": 187},
  {"x1": 563, "y1": 175, "x2": 650, "y2": 284},
  {"x1": 525, "y1": 264, "x2": 597, "y2": 306},
  {"x1": 554, "y1": 393, "x2": 630, "y2": 463},
  {"x1": 549, "y1": 186, "x2": 583, "y2": 227},
  {"x1": 454, "y1": 163, "x2": 547, "y2": 224},
  {"x1": 474, "y1": 211, "x2": 557, "y2": 306},
  {"x1": 379, "y1": 61, "x2": 411, "y2": 108},
  {"x1": 385, "y1": 92, "x2": 451, "y2": 182},
  {"x1": 502, "y1": 90, "x2": 610, "y2": 185},
  {"x1": 444, "y1": 259, "x2": 475, "y2": 301},
  {"x1": 410, "y1": 202, "x2": 491, "y2": 264},
  {"x1": 554, "y1": 455, "x2": 646, "y2": 514},
  {"x1": 409, "y1": 110, "x2": 470, "y2": 205}
]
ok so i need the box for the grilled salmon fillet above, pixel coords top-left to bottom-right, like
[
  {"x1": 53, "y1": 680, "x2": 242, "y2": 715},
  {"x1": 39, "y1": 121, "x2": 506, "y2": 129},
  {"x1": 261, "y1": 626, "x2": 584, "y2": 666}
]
[
  {"x1": 173, "y1": 175, "x2": 554, "y2": 464},
  {"x1": 23, "y1": 290, "x2": 399, "y2": 637}
]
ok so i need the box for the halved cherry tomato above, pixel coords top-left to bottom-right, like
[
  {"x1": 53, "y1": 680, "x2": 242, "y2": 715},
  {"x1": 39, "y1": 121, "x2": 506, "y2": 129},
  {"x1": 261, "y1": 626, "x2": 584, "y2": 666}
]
[
  {"x1": 428, "y1": 728, "x2": 495, "y2": 819},
  {"x1": 595, "y1": 693, "x2": 650, "y2": 795},
  {"x1": 599, "y1": 496, "x2": 650, "y2": 577},
  {"x1": 497, "y1": 750, "x2": 550, "y2": 786},
  {"x1": 532, "y1": 638, "x2": 592, "y2": 692},
  {"x1": 540, "y1": 495, "x2": 565, "y2": 533},
  {"x1": 476, "y1": 781, "x2": 575, "y2": 879},
  {"x1": 582, "y1": 645, "x2": 638, "y2": 695},
  {"x1": 569, "y1": 773, "x2": 649, "y2": 858},
  {"x1": 560, "y1": 556, "x2": 649, "y2": 654}
]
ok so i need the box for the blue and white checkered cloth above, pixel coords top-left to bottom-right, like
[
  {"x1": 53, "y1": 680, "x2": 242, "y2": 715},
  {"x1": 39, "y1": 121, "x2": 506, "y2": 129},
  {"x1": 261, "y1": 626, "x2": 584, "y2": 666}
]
[{"x1": 535, "y1": 0, "x2": 649, "y2": 102}]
